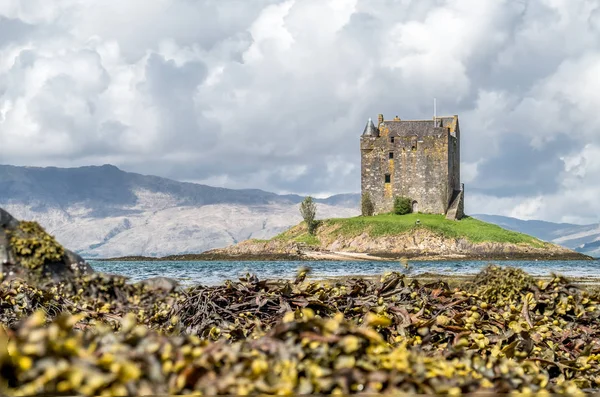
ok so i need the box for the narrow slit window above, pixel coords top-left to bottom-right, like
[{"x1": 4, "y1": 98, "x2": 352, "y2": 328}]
[
  {"x1": 390, "y1": 136, "x2": 395, "y2": 143},
  {"x1": 384, "y1": 174, "x2": 391, "y2": 183},
  {"x1": 389, "y1": 152, "x2": 394, "y2": 159}
]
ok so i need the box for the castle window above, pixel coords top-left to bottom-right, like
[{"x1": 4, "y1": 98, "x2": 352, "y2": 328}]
[
  {"x1": 411, "y1": 145, "x2": 416, "y2": 151},
  {"x1": 384, "y1": 174, "x2": 391, "y2": 184},
  {"x1": 390, "y1": 136, "x2": 395, "y2": 143},
  {"x1": 389, "y1": 152, "x2": 394, "y2": 159}
]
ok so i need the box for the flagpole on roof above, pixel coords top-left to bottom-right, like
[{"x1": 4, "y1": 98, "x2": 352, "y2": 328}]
[{"x1": 434, "y1": 98, "x2": 437, "y2": 126}]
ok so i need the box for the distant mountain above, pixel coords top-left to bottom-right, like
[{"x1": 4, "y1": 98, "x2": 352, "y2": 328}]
[
  {"x1": 2, "y1": 164, "x2": 598, "y2": 259},
  {"x1": 472, "y1": 214, "x2": 600, "y2": 258},
  {"x1": 0, "y1": 164, "x2": 360, "y2": 211},
  {"x1": 0, "y1": 164, "x2": 360, "y2": 258}
]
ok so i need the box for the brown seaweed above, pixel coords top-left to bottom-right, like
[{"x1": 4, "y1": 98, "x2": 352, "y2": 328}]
[{"x1": 1, "y1": 265, "x2": 599, "y2": 395}]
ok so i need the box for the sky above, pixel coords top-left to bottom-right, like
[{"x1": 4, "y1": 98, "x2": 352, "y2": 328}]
[{"x1": 0, "y1": 0, "x2": 599, "y2": 224}]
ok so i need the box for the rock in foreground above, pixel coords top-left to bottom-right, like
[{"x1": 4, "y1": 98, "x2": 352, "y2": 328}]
[{"x1": 0, "y1": 207, "x2": 91, "y2": 281}]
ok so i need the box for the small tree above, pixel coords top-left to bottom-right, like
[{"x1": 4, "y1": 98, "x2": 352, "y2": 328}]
[
  {"x1": 300, "y1": 196, "x2": 317, "y2": 235},
  {"x1": 361, "y1": 192, "x2": 375, "y2": 216},
  {"x1": 393, "y1": 196, "x2": 412, "y2": 215}
]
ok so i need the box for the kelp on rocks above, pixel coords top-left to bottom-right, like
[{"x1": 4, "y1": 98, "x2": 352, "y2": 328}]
[
  {"x1": 1, "y1": 265, "x2": 600, "y2": 395},
  {"x1": 0, "y1": 273, "x2": 177, "y2": 330},
  {"x1": 469, "y1": 264, "x2": 536, "y2": 303}
]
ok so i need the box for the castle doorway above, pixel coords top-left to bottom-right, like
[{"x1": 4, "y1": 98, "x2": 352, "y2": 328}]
[{"x1": 412, "y1": 201, "x2": 418, "y2": 213}]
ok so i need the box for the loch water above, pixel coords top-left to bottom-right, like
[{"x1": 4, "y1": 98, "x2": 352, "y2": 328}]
[{"x1": 88, "y1": 259, "x2": 600, "y2": 286}]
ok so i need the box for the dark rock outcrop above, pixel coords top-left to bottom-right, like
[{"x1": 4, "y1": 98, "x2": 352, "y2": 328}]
[{"x1": 0, "y1": 207, "x2": 92, "y2": 281}]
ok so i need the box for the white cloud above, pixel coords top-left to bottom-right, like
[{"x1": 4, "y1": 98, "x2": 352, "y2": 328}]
[
  {"x1": 243, "y1": 0, "x2": 295, "y2": 63},
  {"x1": 0, "y1": 0, "x2": 599, "y2": 222}
]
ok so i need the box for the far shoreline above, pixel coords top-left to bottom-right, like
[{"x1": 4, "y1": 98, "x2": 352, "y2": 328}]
[{"x1": 91, "y1": 251, "x2": 597, "y2": 262}]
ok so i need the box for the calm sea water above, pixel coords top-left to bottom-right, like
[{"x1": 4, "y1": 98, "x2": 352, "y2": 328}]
[{"x1": 88, "y1": 259, "x2": 600, "y2": 286}]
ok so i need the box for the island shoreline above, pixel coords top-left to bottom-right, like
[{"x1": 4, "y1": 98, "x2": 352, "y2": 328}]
[{"x1": 93, "y1": 250, "x2": 596, "y2": 262}]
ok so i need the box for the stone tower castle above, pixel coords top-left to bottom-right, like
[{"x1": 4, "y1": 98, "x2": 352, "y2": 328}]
[{"x1": 360, "y1": 114, "x2": 464, "y2": 220}]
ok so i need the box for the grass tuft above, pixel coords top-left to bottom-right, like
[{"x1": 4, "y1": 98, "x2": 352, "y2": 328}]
[{"x1": 293, "y1": 233, "x2": 321, "y2": 246}]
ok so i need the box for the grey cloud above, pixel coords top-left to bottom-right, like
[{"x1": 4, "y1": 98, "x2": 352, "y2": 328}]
[
  {"x1": 1, "y1": 0, "x2": 600, "y2": 222},
  {"x1": 0, "y1": 16, "x2": 35, "y2": 47},
  {"x1": 469, "y1": 133, "x2": 577, "y2": 197},
  {"x1": 141, "y1": 53, "x2": 215, "y2": 151},
  {"x1": 591, "y1": 6, "x2": 600, "y2": 31}
]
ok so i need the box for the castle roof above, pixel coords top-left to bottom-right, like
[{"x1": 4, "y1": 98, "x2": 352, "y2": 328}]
[
  {"x1": 384, "y1": 116, "x2": 456, "y2": 138},
  {"x1": 362, "y1": 118, "x2": 379, "y2": 137}
]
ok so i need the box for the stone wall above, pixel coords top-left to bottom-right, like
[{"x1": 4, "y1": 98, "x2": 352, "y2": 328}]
[
  {"x1": 361, "y1": 128, "x2": 450, "y2": 215},
  {"x1": 445, "y1": 185, "x2": 464, "y2": 221},
  {"x1": 447, "y1": 118, "x2": 461, "y2": 204},
  {"x1": 360, "y1": 136, "x2": 384, "y2": 212},
  {"x1": 360, "y1": 115, "x2": 463, "y2": 217}
]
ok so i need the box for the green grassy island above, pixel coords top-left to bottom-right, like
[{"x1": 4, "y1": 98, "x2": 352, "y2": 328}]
[
  {"x1": 276, "y1": 214, "x2": 545, "y2": 247},
  {"x1": 194, "y1": 213, "x2": 591, "y2": 262}
]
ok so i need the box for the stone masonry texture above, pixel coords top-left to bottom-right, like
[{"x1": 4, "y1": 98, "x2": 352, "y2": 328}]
[{"x1": 360, "y1": 115, "x2": 464, "y2": 219}]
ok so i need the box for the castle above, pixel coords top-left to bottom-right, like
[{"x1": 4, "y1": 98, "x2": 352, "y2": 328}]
[{"x1": 360, "y1": 114, "x2": 464, "y2": 220}]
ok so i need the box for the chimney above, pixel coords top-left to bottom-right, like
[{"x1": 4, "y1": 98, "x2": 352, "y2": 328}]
[{"x1": 377, "y1": 114, "x2": 384, "y2": 127}]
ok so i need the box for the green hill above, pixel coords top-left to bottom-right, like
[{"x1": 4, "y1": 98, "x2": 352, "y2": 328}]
[
  {"x1": 191, "y1": 213, "x2": 593, "y2": 261},
  {"x1": 274, "y1": 214, "x2": 546, "y2": 247}
]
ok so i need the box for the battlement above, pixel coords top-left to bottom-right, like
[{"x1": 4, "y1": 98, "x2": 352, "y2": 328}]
[
  {"x1": 380, "y1": 116, "x2": 457, "y2": 122},
  {"x1": 363, "y1": 114, "x2": 459, "y2": 139}
]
